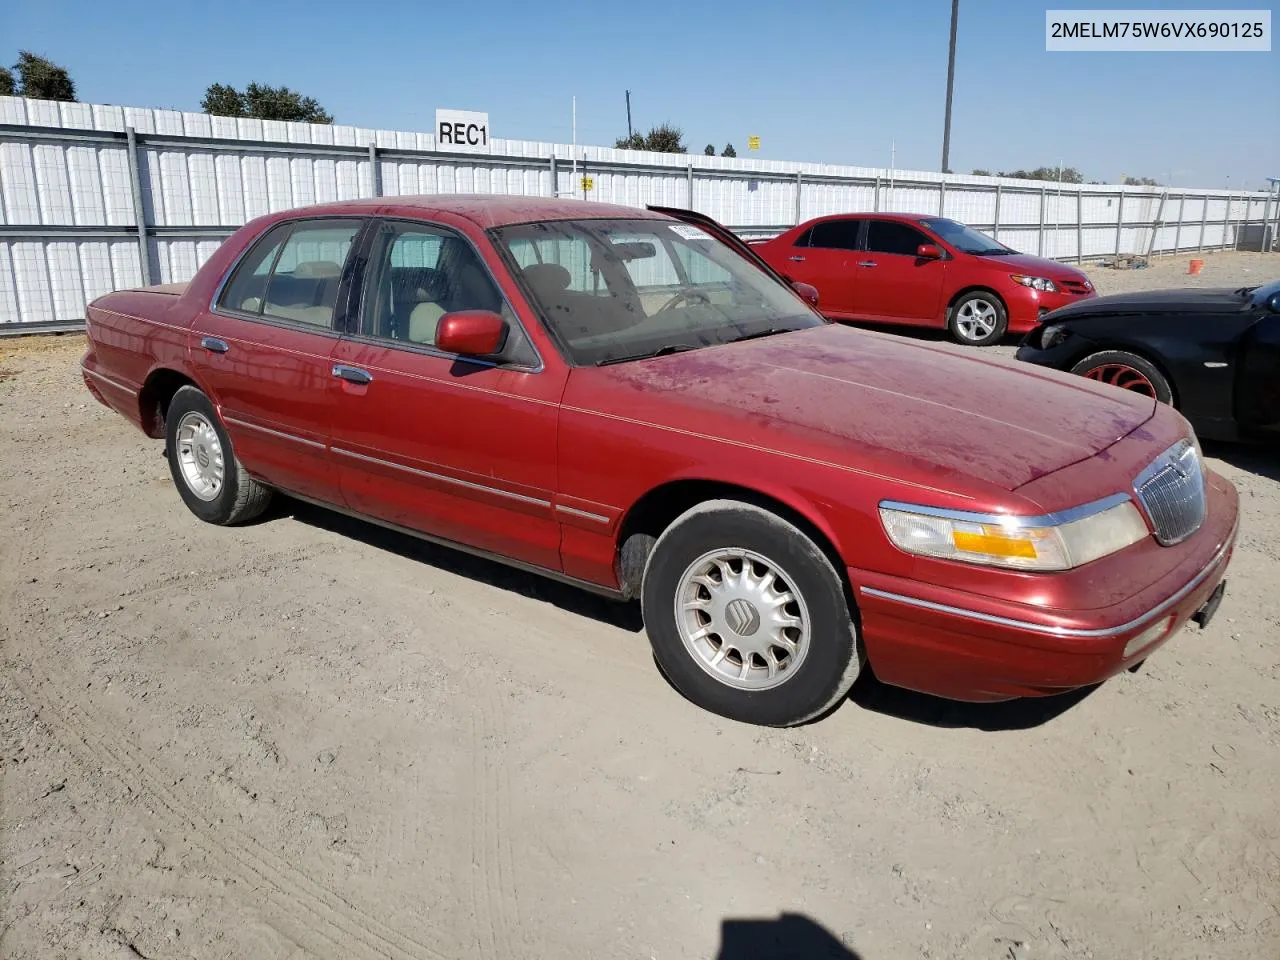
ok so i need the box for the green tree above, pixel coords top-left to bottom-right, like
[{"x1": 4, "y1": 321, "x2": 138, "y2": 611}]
[
  {"x1": 998, "y1": 166, "x2": 1083, "y2": 183},
  {"x1": 202, "y1": 81, "x2": 333, "y2": 123},
  {"x1": 1122, "y1": 175, "x2": 1160, "y2": 186},
  {"x1": 12, "y1": 51, "x2": 76, "y2": 101},
  {"x1": 614, "y1": 123, "x2": 686, "y2": 153},
  {"x1": 704, "y1": 143, "x2": 715, "y2": 155},
  {"x1": 721, "y1": 143, "x2": 737, "y2": 157},
  {"x1": 972, "y1": 168, "x2": 992, "y2": 176},
  {"x1": 0, "y1": 66, "x2": 15, "y2": 97}
]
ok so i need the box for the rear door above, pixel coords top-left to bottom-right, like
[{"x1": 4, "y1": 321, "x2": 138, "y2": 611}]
[
  {"x1": 1236, "y1": 310, "x2": 1280, "y2": 438},
  {"x1": 856, "y1": 219, "x2": 947, "y2": 325},
  {"x1": 190, "y1": 217, "x2": 366, "y2": 503},
  {"x1": 326, "y1": 219, "x2": 565, "y2": 570},
  {"x1": 799, "y1": 218, "x2": 864, "y2": 318}
]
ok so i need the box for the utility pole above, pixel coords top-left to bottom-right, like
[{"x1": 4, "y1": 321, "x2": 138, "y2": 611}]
[
  {"x1": 625, "y1": 90, "x2": 633, "y2": 141},
  {"x1": 941, "y1": 0, "x2": 959, "y2": 173}
]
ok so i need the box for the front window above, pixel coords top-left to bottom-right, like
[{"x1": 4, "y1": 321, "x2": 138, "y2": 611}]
[
  {"x1": 919, "y1": 217, "x2": 1012, "y2": 256},
  {"x1": 492, "y1": 218, "x2": 824, "y2": 366}
]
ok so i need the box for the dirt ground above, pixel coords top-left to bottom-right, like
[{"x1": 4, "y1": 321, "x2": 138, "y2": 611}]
[{"x1": 2, "y1": 250, "x2": 1278, "y2": 959}]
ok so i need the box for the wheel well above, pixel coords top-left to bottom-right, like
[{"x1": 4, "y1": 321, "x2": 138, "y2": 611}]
[
  {"x1": 1075, "y1": 345, "x2": 1179, "y2": 407},
  {"x1": 614, "y1": 479, "x2": 850, "y2": 602},
  {"x1": 946, "y1": 285, "x2": 1007, "y2": 318},
  {"x1": 137, "y1": 368, "x2": 196, "y2": 438}
]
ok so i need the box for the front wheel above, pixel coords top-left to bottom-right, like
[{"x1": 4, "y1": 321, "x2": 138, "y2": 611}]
[
  {"x1": 641, "y1": 500, "x2": 861, "y2": 726},
  {"x1": 1070, "y1": 350, "x2": 1174, "y2": 405},
  {"x1": 165, "y1": 385, "x2": 273, "y2": 525},
  {"x1": 949, "y1": 292, "x2": 1008, "y2": 346}
]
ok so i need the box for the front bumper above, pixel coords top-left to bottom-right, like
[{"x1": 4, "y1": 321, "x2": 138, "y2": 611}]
[
  {"x1": 1005, "y1": 287, "x2": 1095, "y2": 333},
  {"x1": 849, "y1": 477, "x2": 1238, "y2": 702}
]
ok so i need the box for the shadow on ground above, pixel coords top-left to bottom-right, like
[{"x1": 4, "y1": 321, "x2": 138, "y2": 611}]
[
  {"x1": 849, "y1": 670, "x2": 1098, "y2": 731},
  {"x1": 284, "y1": 497, "x2": 644, "y2": 632},
  {"x1": 283, "y1": 496, "x2": 1098, "y2": 731},
  {"x1": 717, "y1": 913, "x2": 865, "y2": 959},
  {"x1": 1202, "y1": 439, "x2": 1280, "y2": 483}
]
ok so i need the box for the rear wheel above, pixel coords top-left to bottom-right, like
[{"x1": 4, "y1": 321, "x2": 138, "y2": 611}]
[
  {"x1": 948, "y1": 291, "x2": 1008, "y2": 346},
  {"x1": 165, "y1": 385, "x2": 273, "y2": 525},
  {"x1": 641, "y1": 500, "x2": 860, "y2": 726},
  {"x1": 1071, "y1": 350, "x2": 1174, "y2": 405}
]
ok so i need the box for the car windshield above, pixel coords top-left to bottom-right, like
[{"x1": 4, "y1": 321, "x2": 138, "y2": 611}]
[
  {"x1": 491, "y1": 218, "x2": 824, "y2": 366},
  {"x1": 919, "y1": 217, "x2": 1013, "y2": 256}
]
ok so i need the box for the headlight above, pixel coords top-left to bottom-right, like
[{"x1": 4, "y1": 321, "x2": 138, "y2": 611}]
[
  {"x1": 1011, "y1": 274, "x2": 1059, "y2": 293},
  {"x1": 879, "y1": 496, "x2": 1150, "y2": 571},
  {"x1": 1038, "y1": 323, "x2": 1070, "y2": 349}
]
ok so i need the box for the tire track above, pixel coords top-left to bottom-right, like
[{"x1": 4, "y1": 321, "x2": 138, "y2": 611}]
[{"x1": 7, "y1": 662, "x2": 456, "y2": 960}]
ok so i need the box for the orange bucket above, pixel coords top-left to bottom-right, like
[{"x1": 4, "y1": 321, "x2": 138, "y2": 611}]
[{"x1": 1188, "y1": 259, "x2": 1204, "y2": 275}]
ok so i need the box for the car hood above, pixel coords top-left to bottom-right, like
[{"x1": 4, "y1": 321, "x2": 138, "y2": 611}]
[
  {"x1": 586, "y1": 324, "x2": 1154, "y2": 491},
  {"x1": 973, "y1": 251, "x2": 1087, "y2": 281},
  {"x1": 1047, "y1": 286, "x2": 1247, "y2": 320}
]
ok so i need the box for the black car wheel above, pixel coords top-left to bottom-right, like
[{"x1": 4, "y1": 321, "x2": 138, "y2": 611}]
[{"x1": 1071, "y1": 350, "x2": 1174, "y2": 405}]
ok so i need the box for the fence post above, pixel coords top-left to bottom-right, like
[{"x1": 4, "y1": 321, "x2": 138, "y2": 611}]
[
  {"x1": 1197, "y1": 193, "x2": 1208, "y2": 252},
  {"x1": 1037, "y1": 186, "x2": 1047, "y2": 257},
  {"x1": 1076, "y1": 187, "x2": 1084, "y2": 264},
  {"x1": 1114, "y1": 189, "x2": 1125, "y2": 256},
  {"x1": 1173, "y1": 193, "x2": 1186, "y2": 253},
  {"x1": 1220, "y1": 193, "x2": 1231, "y2": 250},
  {"x1": 368, "y1": 142, "x2": 380, "y2": 197},
  {"x1": 873, "y1": 175, "x2": 881, "y2": 212},
  {"x1": 938, "y1": 179, "x2": 946, "y2": 216},
  {"x1": 548, "y1": 155, "x2": 557, "y2": 197},
  {"x1": 1145, "y1": 191, "x2": 1168, "y2": 258},
  {"x1": 794, "y1": 171, "x2": 803, "y2": 224},
  {"x1": 124, "y1": 126, "x2": 153, "y2": 286},
  {"x1": 687, "y1": 162, "x2": 694, "y2": 208},
  {"x1": 992, "y1": 183, "x2": 1001, "y2": 243}
]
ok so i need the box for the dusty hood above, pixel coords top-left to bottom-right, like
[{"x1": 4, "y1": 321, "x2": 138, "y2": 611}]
[
  {"x1": 588, "y1": 324, "x2": 1154, "y2": 491},
  {"x1": 973, "y1": 252, "x2": 1087, "y2": 281},
  {"x1": 1047, "y1": 286, "x2": 1248, "y2": 320}
]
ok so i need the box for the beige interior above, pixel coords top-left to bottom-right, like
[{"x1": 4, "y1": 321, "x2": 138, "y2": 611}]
[{"x1": 408, "y1": 301, "x2": 445, "y2": 344}]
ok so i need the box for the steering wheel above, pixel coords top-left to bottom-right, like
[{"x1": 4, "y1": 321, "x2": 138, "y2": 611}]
[{"x1": 655, "y1": 289, "x2": 712, "y2": 313}]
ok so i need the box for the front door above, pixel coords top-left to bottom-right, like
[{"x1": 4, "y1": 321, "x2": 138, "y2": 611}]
[
  {"x1": 327, "y1": 219, "x2": 565, "y2": 571},
  {"x1": 189, "y1": 217, "x2": 365, "y2": 503},
  {"x1": 854, "y1": 219, "x2": 947, "y2": 325}
]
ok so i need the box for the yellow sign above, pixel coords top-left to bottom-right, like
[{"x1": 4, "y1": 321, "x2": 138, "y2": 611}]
[
  {"x1": 748, "y1": 135, "x2": 760, "y2": 151},
  {"x1": 581, "y1": 176, "x2": 594, "y2": 191}
]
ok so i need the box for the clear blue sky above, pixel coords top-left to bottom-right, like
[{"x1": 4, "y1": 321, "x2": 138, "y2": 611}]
[{"x1": 4, "y1": 0, "x2": 1277, "y2": 188}]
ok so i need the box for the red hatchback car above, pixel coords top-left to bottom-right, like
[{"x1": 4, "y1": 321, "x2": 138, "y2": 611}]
[
  {"x1": 753, "y1": 213, "x2": 1096, "y2": 345},
  {"x1": 82, "y1": 197, "x2": 1236, "y2": 727}
]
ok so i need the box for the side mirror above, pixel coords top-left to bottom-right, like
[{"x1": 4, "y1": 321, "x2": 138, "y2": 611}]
[
  {"x1": 916, "y1": 243, "x2": 942, "y2": 259},
  {"x1": 791, "y1": 281, "x2": 820, "y2": 307},
  {"x1": 436, "y1": 310, "x2": 507, "y2": 357}
]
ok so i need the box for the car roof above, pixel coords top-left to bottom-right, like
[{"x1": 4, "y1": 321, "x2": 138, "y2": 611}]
[
  {"x1": 267, "y1": 194, "x2": 670, "y2": 229},
  {"x1": 805, "y1": 212, "x2": 934, "y2": 225}
]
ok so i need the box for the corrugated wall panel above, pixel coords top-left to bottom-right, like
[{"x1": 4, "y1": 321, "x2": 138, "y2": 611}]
[{"x1": 0, "y1": 95, "x2": 1271, "y2": 326}]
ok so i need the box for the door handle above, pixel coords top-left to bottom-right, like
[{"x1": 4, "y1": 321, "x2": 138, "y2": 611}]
[
  {"x1": 200, "y1": 336, "x2": 230, "y2": 354},
  {"x1": 789, "y1": 255, "x2": 806, "y2": 262},
  {"x1": 332, "y1": 364, "x2": 373, "y2": 385},
  {"x1": 857, "y1": 261, "x2": 878, "y2": 267}
]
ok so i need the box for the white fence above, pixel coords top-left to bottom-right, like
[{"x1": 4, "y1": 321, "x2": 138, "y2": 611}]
[{"x1": 0, "y1": 95, "x2": 1274, "y2": 329}]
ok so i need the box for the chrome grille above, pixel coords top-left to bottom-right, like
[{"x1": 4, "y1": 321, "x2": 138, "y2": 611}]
[{"x1": 1134, "y1": 439, "x2": 1206, "y2": 545}]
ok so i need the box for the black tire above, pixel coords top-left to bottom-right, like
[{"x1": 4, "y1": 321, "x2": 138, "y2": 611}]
[
  {"x1": 948, "y1": 291, "x2": 1008, "y2": 346},
  {"x1": 164, "y1": 385, "x2": 272, "y2": 525},
  {"x1": 641, "y1": 500, "x2": 860, "y2": 727},
  {"x1": 1070, "y1": 350, "x2": 1174, "y2": 405}
]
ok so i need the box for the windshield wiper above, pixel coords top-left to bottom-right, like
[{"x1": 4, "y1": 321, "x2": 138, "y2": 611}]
[
  {"x1": 727, "y1": 327, "x2": 791, "y2": 343},
  {"x1": 596, "y1": 343, "x2": 701, "y2": 366},
  {"x1": 977, "y1": 248, "x2": 1013, "y2": 255},
  {"x1": 1233, "y1": 285, "x2": 1258, "y2": 297}
]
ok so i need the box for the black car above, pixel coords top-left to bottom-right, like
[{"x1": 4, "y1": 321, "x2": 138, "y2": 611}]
[{"x1": 1016, "y1": 279, "x2": 1280, "y2": 442}]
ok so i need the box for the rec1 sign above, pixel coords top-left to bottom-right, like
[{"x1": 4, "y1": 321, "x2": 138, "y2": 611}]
[{"x1": 435, "y1": 109, "x2": 490, "y2": 152}]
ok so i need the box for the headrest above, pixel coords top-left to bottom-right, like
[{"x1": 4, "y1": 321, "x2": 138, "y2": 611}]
[
  {"x1": 293, "y1": 260, "x2": 342, "y2": 279},
  {"x1": 522, "y1": 263, "x2": 571, "y2": 297}
]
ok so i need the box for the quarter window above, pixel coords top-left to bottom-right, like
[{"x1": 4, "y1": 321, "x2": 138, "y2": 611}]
[{"x1": 866, "y1": 220, "x2": 931, "y2": 257}]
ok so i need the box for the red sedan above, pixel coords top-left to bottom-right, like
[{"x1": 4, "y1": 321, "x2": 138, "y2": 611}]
[
  {"x1": 753, "y1": 213, "x2": 1096, "y2": 345},
  {"x1": 81, "y1": 196, "x2": 1236, "y2": 726}
]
